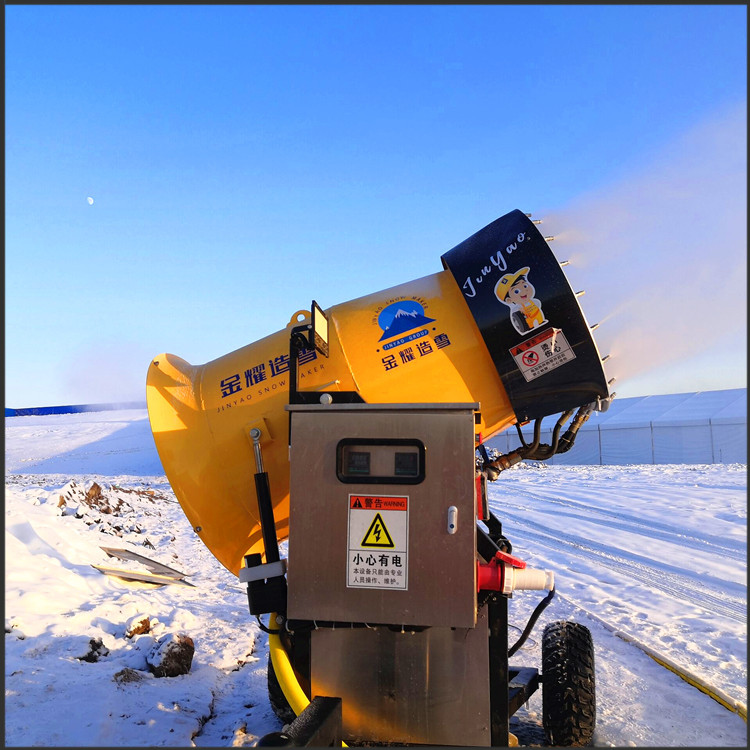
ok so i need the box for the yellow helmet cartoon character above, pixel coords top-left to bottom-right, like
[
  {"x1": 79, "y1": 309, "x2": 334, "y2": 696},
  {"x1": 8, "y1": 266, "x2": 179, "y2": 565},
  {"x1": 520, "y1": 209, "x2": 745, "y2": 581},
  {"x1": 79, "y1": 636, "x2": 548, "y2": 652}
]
[
  {"x1": 495, "y1": 267, "x2": 546, "y2": 334},
  {"x1": 494, "y1": 267, "x2": 531, "y2": 301}
]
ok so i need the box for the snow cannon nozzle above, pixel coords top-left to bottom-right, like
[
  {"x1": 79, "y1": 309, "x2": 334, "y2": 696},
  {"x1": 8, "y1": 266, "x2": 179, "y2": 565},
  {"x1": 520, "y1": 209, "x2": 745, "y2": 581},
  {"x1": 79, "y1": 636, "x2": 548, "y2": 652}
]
[{"x1": 148, "y1": 208, "x2": 610, "y2": 574}]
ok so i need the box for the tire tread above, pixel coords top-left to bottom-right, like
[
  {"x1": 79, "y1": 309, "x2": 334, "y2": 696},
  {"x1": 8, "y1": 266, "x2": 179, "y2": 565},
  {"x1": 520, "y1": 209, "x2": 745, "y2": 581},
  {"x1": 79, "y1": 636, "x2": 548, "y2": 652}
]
[{"x1": 542, "y1": 621, "x2": 596, "y2": 746}]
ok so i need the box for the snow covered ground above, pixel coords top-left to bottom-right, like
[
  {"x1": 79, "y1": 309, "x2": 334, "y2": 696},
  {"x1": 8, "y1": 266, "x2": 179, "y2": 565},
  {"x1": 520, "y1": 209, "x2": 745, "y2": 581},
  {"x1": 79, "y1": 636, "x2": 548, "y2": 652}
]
[{"x1": 4, "y1": 409, "x2": 747, "y2": 747}]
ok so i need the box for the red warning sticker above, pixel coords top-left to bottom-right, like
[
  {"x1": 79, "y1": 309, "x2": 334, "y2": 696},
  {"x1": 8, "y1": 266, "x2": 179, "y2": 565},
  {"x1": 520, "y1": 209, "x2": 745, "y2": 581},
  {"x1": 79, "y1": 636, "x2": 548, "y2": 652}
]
[
  {"x1": 509, "y1": 328, "x2": 575, "y2": 382},
  {"x1": 349, "y1": 495, "x2": 408, "y2": 511}
]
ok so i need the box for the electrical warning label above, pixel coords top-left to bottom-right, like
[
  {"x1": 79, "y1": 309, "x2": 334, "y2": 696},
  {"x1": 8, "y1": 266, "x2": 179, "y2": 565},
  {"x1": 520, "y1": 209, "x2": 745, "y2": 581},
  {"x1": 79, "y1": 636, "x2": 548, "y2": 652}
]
[
  {"x1": 361, "y1": 513, "x2": 395, "y2": 547},
  {"x1": 347, "y1": 495, "x2": 408, "y2": 590},
  {"x1": 510, "y1": 328, "x2": 575, "y2": 382}
]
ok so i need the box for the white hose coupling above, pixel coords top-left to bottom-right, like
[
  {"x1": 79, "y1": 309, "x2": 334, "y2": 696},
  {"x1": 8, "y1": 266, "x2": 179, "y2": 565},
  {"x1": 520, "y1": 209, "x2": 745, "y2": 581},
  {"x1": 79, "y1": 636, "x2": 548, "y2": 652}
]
[{"x1": 506, "y1": 566, "x2": 555, "y2": 592}]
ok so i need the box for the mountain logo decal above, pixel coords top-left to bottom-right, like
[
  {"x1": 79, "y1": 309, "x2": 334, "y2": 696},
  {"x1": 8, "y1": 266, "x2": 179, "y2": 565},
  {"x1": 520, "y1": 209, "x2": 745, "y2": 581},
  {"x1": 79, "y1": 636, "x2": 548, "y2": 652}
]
[{"x1": 378, "y1": 301, "x2": 435, "y2": 342}]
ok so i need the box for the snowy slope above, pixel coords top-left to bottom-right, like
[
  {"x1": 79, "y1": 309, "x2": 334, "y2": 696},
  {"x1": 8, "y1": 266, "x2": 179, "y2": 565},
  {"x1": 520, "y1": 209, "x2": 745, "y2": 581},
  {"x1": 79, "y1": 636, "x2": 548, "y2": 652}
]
[{"x1": 4, "y1": 410, "x2": 747, "y2": 746}]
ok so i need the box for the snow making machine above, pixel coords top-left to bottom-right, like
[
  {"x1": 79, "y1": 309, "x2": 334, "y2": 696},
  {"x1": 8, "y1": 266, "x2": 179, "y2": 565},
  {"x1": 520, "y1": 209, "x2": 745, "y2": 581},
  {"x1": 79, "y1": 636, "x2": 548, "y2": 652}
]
[{"x1": 147, "y1": 209, "x2": 612, "y2": 746}]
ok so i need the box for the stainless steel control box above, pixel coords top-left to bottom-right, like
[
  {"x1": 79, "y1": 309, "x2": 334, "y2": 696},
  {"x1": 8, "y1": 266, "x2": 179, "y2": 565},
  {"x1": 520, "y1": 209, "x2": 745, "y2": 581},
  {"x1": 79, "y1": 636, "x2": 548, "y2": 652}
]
[{"x1": 286, "y1": 403, "x2": 478, "y2": 628}]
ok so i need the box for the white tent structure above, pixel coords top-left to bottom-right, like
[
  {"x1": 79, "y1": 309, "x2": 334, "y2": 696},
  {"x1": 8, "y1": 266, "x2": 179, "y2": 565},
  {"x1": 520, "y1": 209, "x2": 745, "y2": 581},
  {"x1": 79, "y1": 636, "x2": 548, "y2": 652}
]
[{"x1": 486, "y1": 388, "x2": 746, "y2": 466}]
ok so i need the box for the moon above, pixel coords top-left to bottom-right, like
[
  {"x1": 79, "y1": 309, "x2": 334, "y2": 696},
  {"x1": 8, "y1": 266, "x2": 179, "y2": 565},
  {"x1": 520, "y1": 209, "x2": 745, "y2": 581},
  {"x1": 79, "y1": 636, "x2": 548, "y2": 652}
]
[{"x1": 87, "y1": 197, "x2": 94, "y2": 205}]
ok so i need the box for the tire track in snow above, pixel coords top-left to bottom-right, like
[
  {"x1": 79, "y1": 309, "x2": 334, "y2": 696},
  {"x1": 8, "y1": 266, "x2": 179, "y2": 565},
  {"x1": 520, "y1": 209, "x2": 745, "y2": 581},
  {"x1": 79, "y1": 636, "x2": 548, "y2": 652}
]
[
  {"x1": 492, "y1": 485, "x2": 746, "y2": 562},
  {"x1": 490, "y1": 503, "x2": 746, "y2": 623}
]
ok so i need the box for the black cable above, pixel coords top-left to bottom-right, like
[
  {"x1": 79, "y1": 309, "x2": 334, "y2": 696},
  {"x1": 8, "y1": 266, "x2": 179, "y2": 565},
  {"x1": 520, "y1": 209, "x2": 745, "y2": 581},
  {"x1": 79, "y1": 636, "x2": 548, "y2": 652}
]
[
  {"x1": 508, "y1": 588, "x2": 555, "y2": 658},
  {"x1": 256, "y1": 614, "x2": 283, "y2": 635},
  {"x1": 555, "y1": 405, "x2": 592, "y2": 454},
  {"x1": 487, "y1": 406, "x2": 587, "y2": 475},
  {"x1": 515, "y1": 423, "x2": 528, "y2": 448},
  {"x1": 526, "y1": 419, "x2": 542, "y2": 454},
  {"x1": 526, "y1": 409, "x2": 576, "y2": 460}
]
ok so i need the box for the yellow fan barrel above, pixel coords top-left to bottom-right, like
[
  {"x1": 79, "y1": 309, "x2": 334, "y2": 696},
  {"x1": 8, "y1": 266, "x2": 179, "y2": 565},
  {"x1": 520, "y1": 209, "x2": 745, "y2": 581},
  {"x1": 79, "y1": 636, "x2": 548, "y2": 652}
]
[{"x1": 146, "y1": 209, "x2": 609, "y2": 574}]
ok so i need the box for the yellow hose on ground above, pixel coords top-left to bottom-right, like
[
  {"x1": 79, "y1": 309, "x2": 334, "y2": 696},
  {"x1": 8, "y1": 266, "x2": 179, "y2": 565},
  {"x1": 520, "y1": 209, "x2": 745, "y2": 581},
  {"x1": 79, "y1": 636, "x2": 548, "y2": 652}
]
[{"x1": 268, "y1": 614, "x2": 349, "y2": 746}]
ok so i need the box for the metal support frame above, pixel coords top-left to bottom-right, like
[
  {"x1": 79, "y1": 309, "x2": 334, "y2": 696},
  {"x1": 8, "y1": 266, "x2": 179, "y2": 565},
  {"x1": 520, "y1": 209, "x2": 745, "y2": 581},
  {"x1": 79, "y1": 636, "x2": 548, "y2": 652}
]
[
  {"x1": 256, "y1": 696, "x2": 343, "y2": 747},
  {"x1": 483, "y1": 521, "x2": 542, "y2": 746},
  {"x1": 488, "y1": 594, "x2": 510, "y2": 746},
  {"x1": 509, "y1": 667, "x2": 540, "y2": 716}
]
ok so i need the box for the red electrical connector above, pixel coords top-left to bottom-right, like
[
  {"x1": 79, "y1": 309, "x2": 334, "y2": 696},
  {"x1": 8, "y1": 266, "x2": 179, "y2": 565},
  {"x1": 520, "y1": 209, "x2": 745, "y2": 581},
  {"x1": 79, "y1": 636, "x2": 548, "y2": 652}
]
[{"x1": 477, "y1": 550, "x2": 554, "y2": 595}]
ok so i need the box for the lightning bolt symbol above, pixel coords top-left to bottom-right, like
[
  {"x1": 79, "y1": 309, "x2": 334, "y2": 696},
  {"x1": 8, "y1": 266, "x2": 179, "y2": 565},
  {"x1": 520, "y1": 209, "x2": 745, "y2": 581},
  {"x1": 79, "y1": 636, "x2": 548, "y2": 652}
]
[{"x1": 374, "y1": 524, "x2": 382, "y2": 542}]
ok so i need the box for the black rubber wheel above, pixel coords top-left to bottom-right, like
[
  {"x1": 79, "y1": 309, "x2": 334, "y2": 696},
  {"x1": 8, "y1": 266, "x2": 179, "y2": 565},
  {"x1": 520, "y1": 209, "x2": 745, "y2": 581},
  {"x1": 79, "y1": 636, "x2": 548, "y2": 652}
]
[
  {"x1": 542, "y1": 621, "x2": 596, "y2": 746},
  {"x1": 267, "y1": 652, "x2": 296, "y2": 725}
]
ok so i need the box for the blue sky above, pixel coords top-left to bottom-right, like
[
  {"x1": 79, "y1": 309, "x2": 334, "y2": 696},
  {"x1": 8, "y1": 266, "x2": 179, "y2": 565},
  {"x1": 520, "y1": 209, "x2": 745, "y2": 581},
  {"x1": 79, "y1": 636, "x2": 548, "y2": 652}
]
[{"x1": 5, "y1": 4, "x2": 747, "y2": 407}]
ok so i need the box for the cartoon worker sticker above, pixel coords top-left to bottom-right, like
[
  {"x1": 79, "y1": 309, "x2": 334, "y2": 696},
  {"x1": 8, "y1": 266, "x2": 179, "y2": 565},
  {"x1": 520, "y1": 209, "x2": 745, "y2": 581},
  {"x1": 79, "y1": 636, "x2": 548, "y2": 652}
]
[{"x1": 494, "y1": 267, "x2": 547, "y2": 335}]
